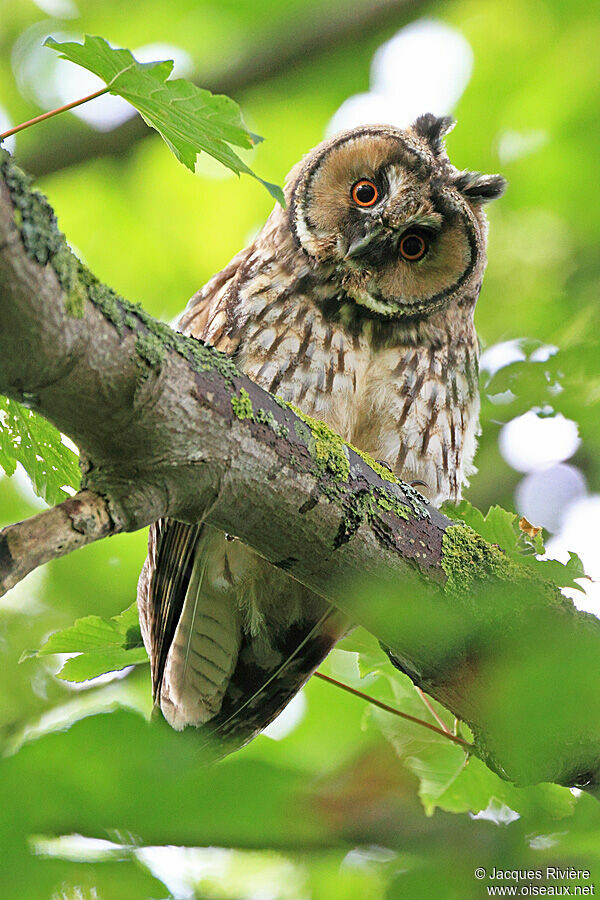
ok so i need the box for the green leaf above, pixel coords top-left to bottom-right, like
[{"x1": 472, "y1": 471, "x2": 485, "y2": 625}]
[
  {"x1": 432, "y1": 753, "x2": 576, "y2": 821},
  {"x1": 0, "y1": 709, "x2": 343, "y2": 897},
  {"x1": 27, "y1": 602, "x2": 148, "y2": 682},
  {"x1": 523, "y1": 550, "x2": 587, "y2": 592},
  {"x1": 369, "y1": 670, "x2": 469, "y2": 815},
  {"x1": 336, "y1": 627, "x2": 388, "y2": 678},
  {"x1": 0, "y1": 395, "x2": 80, "y2": 505},
  {"x1": 44, "y1": 35, "x2": 285, "y2": 205}
]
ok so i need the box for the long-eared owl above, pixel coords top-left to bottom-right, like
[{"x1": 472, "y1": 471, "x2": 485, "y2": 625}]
[{"x1": 138, "y1": 114, "x2": 506, "y2": 751}]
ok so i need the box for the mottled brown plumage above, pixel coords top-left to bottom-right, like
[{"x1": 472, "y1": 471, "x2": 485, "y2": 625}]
[{"x1": 137, "y1": 116, "x2": 505, "y2": 751}]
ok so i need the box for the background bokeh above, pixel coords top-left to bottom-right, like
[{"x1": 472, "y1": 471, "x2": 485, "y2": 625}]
[{"x1": 1, "y1": 0, "x2": 599, "y2": 897}]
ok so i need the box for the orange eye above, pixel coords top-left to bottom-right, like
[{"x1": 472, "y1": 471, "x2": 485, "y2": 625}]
[
  {"x1": 399, "y1": 232, "x2": 428, "y2": 261},
  {"x1": 351, "y1": 179, "x2": 378, "y2": 207}
]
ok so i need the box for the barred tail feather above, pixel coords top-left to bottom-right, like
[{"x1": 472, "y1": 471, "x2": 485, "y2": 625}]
[
  {"x1": 205, "y1": 604, "x2": 348, "y2": 751},
  {"x1": 138, "y1": 521, "x2": 349, "y2": 750}
]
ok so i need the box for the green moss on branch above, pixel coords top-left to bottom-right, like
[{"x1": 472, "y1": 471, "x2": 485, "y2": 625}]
[
  {"x1": 441, "y1": 523, "x2": 518, "y2": 596},
  {"x1": 373, "y1": 487, "x2": 410, "y2": 520},
  {"x1": 231, "y1": 388, "x2": 254, "y2": 420},
  {"x1": 440, "y1": 523, "x2": 568, "y2": 612},
  {"x1": 287, "y1": 404, "x2": 350, "y2": 482}
]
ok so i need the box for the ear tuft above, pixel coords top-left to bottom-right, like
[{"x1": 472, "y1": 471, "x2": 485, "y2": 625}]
[
  {"x1": 413, "y1": 113, "x2": 456, "y2": 155},
  {"x1": 453, "y1": 170, "x2": 507, "y2": 203}
]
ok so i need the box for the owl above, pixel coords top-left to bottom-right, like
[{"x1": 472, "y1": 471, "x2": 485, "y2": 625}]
[{"x1": 137, "y1": 115, "x2": 505, "y2": 752}]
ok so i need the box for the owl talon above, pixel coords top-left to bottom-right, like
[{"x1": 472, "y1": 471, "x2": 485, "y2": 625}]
[{"x1": 375, "y1": 462, "x2": 428, "y2": 493}]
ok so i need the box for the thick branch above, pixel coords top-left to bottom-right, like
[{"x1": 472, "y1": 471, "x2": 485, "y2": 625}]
[
  {"x1": 17, "y1": 0, "x2": 430, "y2": 177},
  {"x1": 1, "y1": 152, "x2": 600, "y2": 793}
]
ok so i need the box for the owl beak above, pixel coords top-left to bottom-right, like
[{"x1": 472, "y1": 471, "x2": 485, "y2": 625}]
[{"x1": 344, "y1": 230, "x2": 380, "y2": 260}]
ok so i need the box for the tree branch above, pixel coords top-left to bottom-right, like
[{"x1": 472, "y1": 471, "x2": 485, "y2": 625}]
[
  {"x1": 1, "y1": 150, "x2": 600, "y2": 794},
  {"x1": 0, "y1": 490, "x2": 113, "y2": 593},
  {"x1": 16, "y1": 0, "x2": 431, "y2": 177}
]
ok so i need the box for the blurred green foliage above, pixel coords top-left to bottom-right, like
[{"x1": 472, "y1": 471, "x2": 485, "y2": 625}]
[{"x1": 1, "y1": 0, "x2": 599, "y2": 897}]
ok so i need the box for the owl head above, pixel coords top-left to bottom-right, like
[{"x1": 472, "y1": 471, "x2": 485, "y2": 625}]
[{"x1": 287, "y1": 115, "x2": 506, "y2": 319}]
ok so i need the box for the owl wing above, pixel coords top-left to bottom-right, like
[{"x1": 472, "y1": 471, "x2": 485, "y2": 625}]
[{"x1": 137, "y1": 250, "x2": 347, "y2": 750}]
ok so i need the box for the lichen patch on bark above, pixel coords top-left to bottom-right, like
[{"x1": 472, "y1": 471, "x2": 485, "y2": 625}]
[
  {"x1": 231, "y1": 388, "x2": 254, "y2": 420},
  {"x1": 287, "y1": 404, "x2": 350, "y2": 482}
]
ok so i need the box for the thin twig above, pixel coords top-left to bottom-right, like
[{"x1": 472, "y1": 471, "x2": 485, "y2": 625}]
[
  {"x1": 313, "y1": 671, "x2": 472, "y2": 749},
  {"x1": 417, "y1": 685, "x2": 452, "y2": 734},
  {"x1": 0, "y1": 88, "x2": 109, "y2": 140}
]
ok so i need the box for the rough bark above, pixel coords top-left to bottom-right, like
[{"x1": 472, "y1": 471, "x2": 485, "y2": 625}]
[
  {"x1": 16, "y1": 0, "x2": 431, "y2": 177},
  {"x1": 0, "y1": 490, "x2": 113, "y2": 593},
  {"x1": 1, "y1": 151, "x2": 599, "y2": 794}
]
